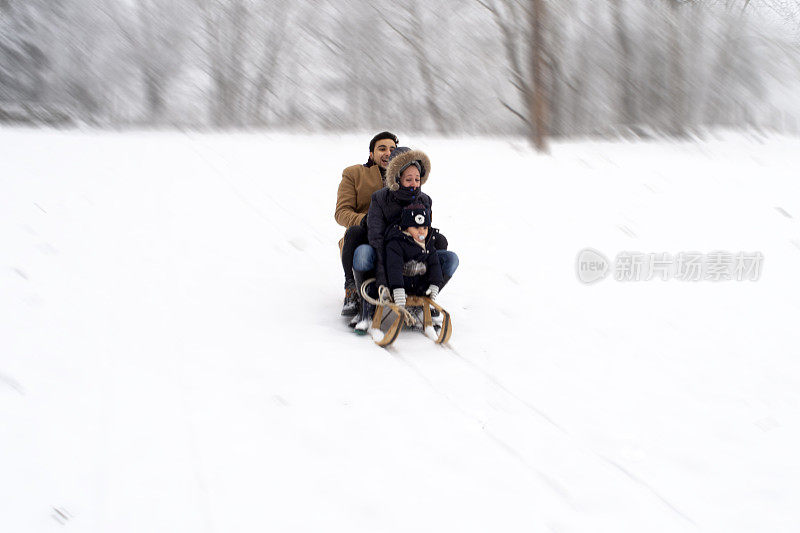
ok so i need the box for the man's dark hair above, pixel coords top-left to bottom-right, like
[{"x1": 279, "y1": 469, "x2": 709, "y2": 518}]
[
  {"x1": 366, "y1": 131, "x2": 398, "y2": 167},
  {"x1": 369, "y1": 131, "x2": 398, "y2": 153}
]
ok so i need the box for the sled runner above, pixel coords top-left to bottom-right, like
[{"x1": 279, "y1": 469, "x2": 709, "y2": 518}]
[{"x1": 360, "y1": 280, "x2": 452, "y2": 347}]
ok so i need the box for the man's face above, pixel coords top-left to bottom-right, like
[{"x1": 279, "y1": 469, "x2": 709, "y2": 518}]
[{"x1": 370, "y1": 139, "x2": 397, "y2": 169}]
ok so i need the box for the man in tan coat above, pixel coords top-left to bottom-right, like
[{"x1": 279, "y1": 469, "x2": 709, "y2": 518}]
[{"x1": 335, "y1": 131, "x2": 398, "y2": 316}]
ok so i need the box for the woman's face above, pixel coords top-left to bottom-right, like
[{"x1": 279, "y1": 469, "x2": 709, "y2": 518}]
[{"x1": 399, "y1": 165, "x2": 421, "y2": 189}]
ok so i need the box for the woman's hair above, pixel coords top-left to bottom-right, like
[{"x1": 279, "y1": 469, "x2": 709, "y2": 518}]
[{"x1": 397, "y1": 161, "x2": 422, "y2": 179}]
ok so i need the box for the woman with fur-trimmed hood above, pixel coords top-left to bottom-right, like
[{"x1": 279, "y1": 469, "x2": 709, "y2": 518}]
[
  {"x1": 351, "y1": 146, "x2": 458, "y2": 333},
  {"x1": 367, "y1": 147, "x2": 433, "y2": 288}
]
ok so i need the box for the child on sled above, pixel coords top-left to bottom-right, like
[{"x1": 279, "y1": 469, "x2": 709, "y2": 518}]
[{"x1": 385, "y1": 203, "x2": 444, "y2": 329}]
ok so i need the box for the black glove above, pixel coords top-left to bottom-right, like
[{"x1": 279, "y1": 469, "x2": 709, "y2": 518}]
[{"x1": 432, "y1": 228, "x2": 448, "y2": 250}]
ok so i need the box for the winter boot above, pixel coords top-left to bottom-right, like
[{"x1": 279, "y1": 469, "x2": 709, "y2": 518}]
[
  {"x1": 430, "y1": 307, "x2": 443, "y2": 327},
  {"x1": 340, "y1": 284, "x2": 360, "y2": 316},
  {"x1": 428, "y1": 276, "x2": 451, "y2": 328},
  {"x1": 352, "y1": 269, "x2": 377, "y2": 335},
  {"x1": 353, "y1": 300, "x2": 376, "y2": 335}
]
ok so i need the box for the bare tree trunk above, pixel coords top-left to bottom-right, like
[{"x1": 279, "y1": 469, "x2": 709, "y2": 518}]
[
  {"x1": 198, "y1": 0, "x2": 248, "y2": 128},
  {"x1": 248, "y1": 5, "x2": 289, "y2": 126},
  {"x1": 685, "y1": 2, "x2": 705, "y2": 129},
  {"x1": 408, "y1": 1, "x2": 450, "y2": 134},
  {"x1": 226, "y1": 0, "x2": 248, "y2": 127},
  {"x1": 546, "y1": 6, "x2": 565, "y2": 137},
  {"x1": 529, "y1": 0, "x2": 548, "y2": 151},
  {"x1": 667, "y1": 0, "x2": 687, "y2": 137},
  {"x1": 702, "y1": 3, "x2": 750, "y2": 127},
  {"x1": 571, "y1": 32, "x2": 589, "y2": 135},
  {"x1": 476, "y1": 0, "x2": 531, "y2": 132},
  {"x1": 135, "y1": 0, "x2": 164, "y2": 123},
  {"x1": 377, "y1": 0, "x2": 449, "y2": 134},
  {"x1": 143, "y1": 69, "x2": 165, "y2": 122},
  {"x1": 611, "y1": 0, "x2": 636, "y2": 128},
  {"x1": 205, "y1": 12, "x2": 226, "y2": 127}
]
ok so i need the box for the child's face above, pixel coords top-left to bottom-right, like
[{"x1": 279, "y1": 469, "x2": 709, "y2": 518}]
[{"x1": 407, "y1": 226, "x2": 428, "y2": 242}]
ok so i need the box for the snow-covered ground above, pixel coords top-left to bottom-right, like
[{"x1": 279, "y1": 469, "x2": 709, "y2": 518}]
[{"x1": 2, "y1": 127, "x2": 800, "y2": 532}]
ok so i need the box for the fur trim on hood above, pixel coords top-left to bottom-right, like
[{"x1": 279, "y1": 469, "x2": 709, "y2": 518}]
[{"x1": 384, "y1": 147, "x2": 431, "y2": 191}]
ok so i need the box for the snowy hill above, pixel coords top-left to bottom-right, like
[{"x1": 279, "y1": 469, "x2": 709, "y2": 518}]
[{"x1": 2, "y1": 127, "x2": 800, "y2": 532}]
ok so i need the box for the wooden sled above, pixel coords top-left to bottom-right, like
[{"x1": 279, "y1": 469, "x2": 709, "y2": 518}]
[{"x1": 370, "y1": 295, "x2": 452, "y2": 348}]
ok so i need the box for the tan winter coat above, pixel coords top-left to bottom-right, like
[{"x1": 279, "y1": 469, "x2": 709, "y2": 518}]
[{"x1": 335, "y1": 163, "x2": 384, "y2": 251}]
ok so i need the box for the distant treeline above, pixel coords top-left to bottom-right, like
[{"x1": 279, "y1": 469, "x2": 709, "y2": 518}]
[{"x1": 2, "y1": 0, "x2": 799, "y2": 144}]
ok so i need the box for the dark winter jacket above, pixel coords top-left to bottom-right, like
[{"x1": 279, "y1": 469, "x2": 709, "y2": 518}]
[
  {"x1": 384, "y1": 225, "x2": 444, "y2": 295},
  {"x1": 368, "y1": 187, "x2": 433, "y2": 287},
  {"x1": 367, "y1": 147, "x2": 435, "y2": 287}
]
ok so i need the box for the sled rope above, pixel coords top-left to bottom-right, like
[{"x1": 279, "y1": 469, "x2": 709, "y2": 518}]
[
  {"x1": 358, "y1": 278, "x2": 452, "y2": 347},
  {"x1": 359, "y1": 278, "x2": 416, "y2": 326}
]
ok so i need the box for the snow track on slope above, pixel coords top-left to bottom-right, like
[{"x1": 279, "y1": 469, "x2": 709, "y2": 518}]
[{"x1": 385, "y1": 337, "x2": 695, "y2": 527}]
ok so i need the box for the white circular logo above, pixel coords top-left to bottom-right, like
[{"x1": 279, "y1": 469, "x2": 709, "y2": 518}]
[
  {"x1": 576, "y1": 248, "x2": 610, "y2": 284},
  {"x1": 414, "y1": 214, "x2": 425, "y2": 225}
]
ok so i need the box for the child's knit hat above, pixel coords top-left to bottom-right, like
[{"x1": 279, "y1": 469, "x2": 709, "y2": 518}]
[{"x1": 400, "y1": 203, "x2": 431, "y2": 229}]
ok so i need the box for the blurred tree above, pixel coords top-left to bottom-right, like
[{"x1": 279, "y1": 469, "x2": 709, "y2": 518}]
[
  {"x1": 246, "y1": 3, "x2": 290, "y2": 126},
  {"x1": 476, "y1": 0, "x2": 533, "y2": 131},
  {"x1": 1, "y1": 0, "x2": 798, "y2": 135},
  {"x1": 667, "y1": 0, "x2": 688, "y2": 137},
  {"x1": 477, "y1": 0, "x2": 550, "y2": 151},
  {"x1": 194, "y1": 0, "x2": 293, "y2": 128},
  {"x1": 103, "y1": 0, "x2": 194, "y2": 124},
  {"x1": 529, "y1": 0, "x2": 548, "y2": 151},
  {"x1": 1, "y1": 0, "x2": 135, "y2": 122},
  {"x1": 610, "y1": 0, "x2": 636, "y2": 128},
  {"x1": 133, "y1": 0, "x2": 193, "y2": 124},
  {"x1": 195, "y1": 0, "x2": 246, "y2": 127},
  {"x1": 375, "y1": 0, "x2": 451, "y2": 134},
  {"x1": 0, "y1": 0, "x2": 48, "y2": 103}
]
